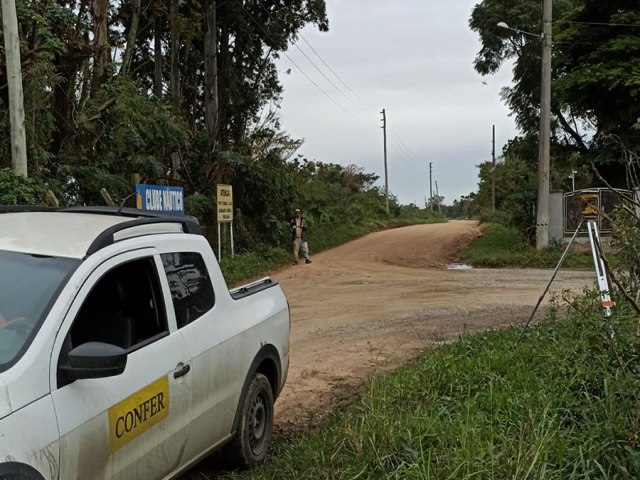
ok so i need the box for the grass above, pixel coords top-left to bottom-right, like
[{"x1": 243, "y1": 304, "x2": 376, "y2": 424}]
[
  {"x1": 216, "y1": 219, "x2": 638, "y2": 479},
  {"x1": 226, "y1": 302, "x2": 640, "y2": 479},
  {"x1": 219, "y1": 247, "x2": 292, "y2": 285},
  {"x1": 462, "y1": 223, "x2": 597, "y2": 269}
]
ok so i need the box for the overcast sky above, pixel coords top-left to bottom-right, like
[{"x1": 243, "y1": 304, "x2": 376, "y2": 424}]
[{"x1": 274, "y1": 0, "x2": 520, "y2": 206}]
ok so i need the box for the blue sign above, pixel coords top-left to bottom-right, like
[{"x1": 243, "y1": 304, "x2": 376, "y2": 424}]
[{"x1": 136, "y1": 184, "x2": 184, "y2": 215}]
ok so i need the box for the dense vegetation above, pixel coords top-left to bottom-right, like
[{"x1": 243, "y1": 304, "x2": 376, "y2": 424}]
[
  {"x1": 0, "y1": 0, "x2": 445, "y2": 258},
  {"x1": 226, "y1": 300, "x2": 640, "y2": 479},
  {"x1": 453, "y1": 0, "x2": 640, "y2": 237},
  {"x1": 0, "y1": 0, "x2": 637, "y2": 253}
]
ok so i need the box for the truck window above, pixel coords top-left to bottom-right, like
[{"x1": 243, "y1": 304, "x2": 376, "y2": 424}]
[
  {"x1": 161, "y1": 253, "x2": 215, "y2": 328},
  {"x1": 0, "y1": 251, "x2": 79, "y2": 372},
  {"x1": 66, "y1": 258, "x2": 168, "y2": 352}
]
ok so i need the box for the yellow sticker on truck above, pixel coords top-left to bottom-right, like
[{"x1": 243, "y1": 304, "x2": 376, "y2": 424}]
[{"x1": 108, "y1": 376, "x2": 169, "y2": 452}]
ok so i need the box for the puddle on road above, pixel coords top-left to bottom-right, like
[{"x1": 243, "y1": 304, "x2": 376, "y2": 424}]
[{"x1": 447, "y1": 263, "x2": 473, "y2": 270}]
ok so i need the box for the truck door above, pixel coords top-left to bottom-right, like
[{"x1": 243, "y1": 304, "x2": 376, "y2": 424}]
[
  {"x1": 159, "y1": 251, "x2": 244, "y2": 462},
  {"x1": 50, "y1": 251, "x2": 193, "y2": 480}
]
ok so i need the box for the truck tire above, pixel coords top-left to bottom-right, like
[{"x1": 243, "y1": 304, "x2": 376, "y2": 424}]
[
  {"x1": 0, "y1": 463, "x2": 45, "y2": 480},
  {"x1": 227, "y1": 372, "x2": 274, "y2": 469}
]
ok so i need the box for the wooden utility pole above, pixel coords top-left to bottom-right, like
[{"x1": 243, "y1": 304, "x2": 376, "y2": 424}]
[
  {"x1": 492, "y1": 124, "x2": 496, "y2": 210},
  {"x1": 381, "y1": 109, "x2": 389, "y2": 214},
  {"x1": 536, "y1": 0, "x2": 553, "y2": 249},
  {"x1": 1, "y1": 0, "x2": 27, "y2": 177},
  {"x1": 429, "y1": 162, "x2": 433, "y2": 210}
]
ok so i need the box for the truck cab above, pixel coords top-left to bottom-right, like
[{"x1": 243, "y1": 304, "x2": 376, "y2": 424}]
[{"x1": 0, "y1": 207, "x2": 289, "y2": 479}]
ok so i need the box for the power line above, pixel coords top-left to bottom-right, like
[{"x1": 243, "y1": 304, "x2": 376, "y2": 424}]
[
  {"x1": 561, "y1": 20, "x2": 640, "y2": 28},
  {"x1": 245, "y1": 1, "x2": 424, "y2": 178},
  {"x1": 389, "y1": 128, "x2": 420, "y2": 166},
  {"x1": 233, "y1": 0, "x2": 358, "y2": 119},
  {"x1": 255, "y1": 1, "x2": 371, "y2": 113},
  {"x1": 253, "y1": 1, "x2": 365, "y2": 114},
  {"x1": 389, "y1": 138, "x2": 419, "y2": 169},
  {"x1": 292, "y1": 42, "x2": 364, "y2": 112},
  {"x1": 297, "y1": 34, "x2": 368, "y2": 108}
]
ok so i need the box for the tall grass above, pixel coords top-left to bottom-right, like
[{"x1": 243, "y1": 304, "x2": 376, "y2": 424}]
[
  {"x1": 462, "y1": 223, "x2": 595, "y2": 268},
  {"x1": 226, "y1": 303, "x2": 640, "y2": 479}
]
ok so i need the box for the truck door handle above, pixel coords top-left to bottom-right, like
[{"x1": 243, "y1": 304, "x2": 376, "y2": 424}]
[{"x1": 174, "y1": 364, "x2": 191, "y2": 379}]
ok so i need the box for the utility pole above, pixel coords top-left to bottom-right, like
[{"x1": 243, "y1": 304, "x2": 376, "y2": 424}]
[
  {"x1": 492, "y1": 124, "x2": 496, "y2": 211},
  {"x1": 429, "y1": 162, "x2": 433, "y2": 211},
  {"x1": 2, "y1": 0, "x2": 28, "y2": 177},
  {"x1": 435, "y1": 181, "x2": 442, "y2": 214},
  {"x1": 536, "y1": 0, "x2": 553, "y2": 249},
  {"x1": 381, "y1": 109, "x2": 389, "y2": 214}
]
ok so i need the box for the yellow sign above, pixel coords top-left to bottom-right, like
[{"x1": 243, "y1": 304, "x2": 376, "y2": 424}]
[
  {"x1": 217, "y1": 184, "x2": 233, "y2": 223},
  {"x1": 108, "y1": 376, "x2": 169, "y2": 452}
]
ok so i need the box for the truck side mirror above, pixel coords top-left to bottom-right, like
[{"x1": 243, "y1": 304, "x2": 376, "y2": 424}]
[{"x1": 60, "y1": 342, "x2": 127, "y2": 380}]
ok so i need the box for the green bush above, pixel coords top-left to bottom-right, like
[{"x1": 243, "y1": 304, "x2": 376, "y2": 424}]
[
  {"x1": 0, "y1": 169, "x2": 46, "y2": 204},
  {"x1": 478, "y1": 208, "x2": 512, "y2": 226},
  {"x1": 219, "y1": 247, "x2": 290, "y2": 285}
]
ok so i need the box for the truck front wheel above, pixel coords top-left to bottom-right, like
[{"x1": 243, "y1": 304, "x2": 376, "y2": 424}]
[{"x1": 228, "y1": 373, "x2": 274, "y2": 468}]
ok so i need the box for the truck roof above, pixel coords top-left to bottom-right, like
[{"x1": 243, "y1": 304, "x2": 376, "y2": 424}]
[{"x1": 0, "y1": 207, "x2": 202, "y2": 259}]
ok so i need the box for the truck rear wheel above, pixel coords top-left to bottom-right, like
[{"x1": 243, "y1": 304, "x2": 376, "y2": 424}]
[
  {"x1": 228, "y1": 372, "x2": 274, "y2": 468},
  {"x1": 0, "y1": 462, "x2": 45, "y2": 480}
]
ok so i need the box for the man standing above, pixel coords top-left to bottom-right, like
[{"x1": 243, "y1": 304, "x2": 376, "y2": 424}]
[{"x1": 290, "y1": 208, "x2": 312, "y2": 265}]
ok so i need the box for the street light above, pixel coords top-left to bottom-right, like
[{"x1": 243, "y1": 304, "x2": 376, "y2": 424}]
[
  {"x1": 496, "y1": 22, "x2": 543, "y2": 39},
  {"x1": 498, "y1": 0, "x2": 553, "y2": 249}
]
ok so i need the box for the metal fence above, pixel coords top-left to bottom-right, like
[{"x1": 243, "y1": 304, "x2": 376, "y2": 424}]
[{"x1": 563, "y1": 188, "x2": 633, "y2": 235}]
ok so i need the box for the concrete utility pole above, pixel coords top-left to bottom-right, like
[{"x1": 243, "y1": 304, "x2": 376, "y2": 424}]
[
  {"x1": 536, "y1": 0, "x2": 553, "y2": 249},
  {"x1": 381, "y1": 109, "x2": 389, "y2": 214},
  {"x1": 429, "y1": 162, "x2": 433, "y2": 211},
  {"x1": 492, "y1": 124, "x2": 496, "y2": 211},
  {"x1": 2, "y1": 0, "x2": 28, "y2": 177}
]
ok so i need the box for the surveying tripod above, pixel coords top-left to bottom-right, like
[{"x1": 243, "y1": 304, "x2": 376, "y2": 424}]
[
  {"x1": 516, "y1": 195, "x2": 614, "y2": 344},
  {"x1": 584, "y1": 217, "x2": 615, "y2": 318}
]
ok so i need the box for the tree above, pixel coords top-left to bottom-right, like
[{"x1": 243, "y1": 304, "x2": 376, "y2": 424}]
[
  {"x1": 470, "y1": 0, "x2": 640, "y2": 186},
  {"x1": 1, "y1": 0, "x2": 27, "y2": 176},
  {"x1": 554, "y1": 1, "x2": 640, "y2": 168}
]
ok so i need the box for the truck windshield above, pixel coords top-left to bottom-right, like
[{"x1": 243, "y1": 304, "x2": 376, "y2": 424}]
[{"x1": 0, "y1": 250, "x2": 80, "y2": 371}]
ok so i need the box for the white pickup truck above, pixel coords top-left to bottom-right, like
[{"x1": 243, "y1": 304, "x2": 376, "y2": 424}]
[{"x1": 0, "y1": 207, "x2": 290, "y2": 479}]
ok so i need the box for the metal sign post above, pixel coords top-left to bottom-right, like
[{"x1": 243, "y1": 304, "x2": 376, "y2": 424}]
[{"x1": 216, "y1": 184, "x2": 233, "y2": 259}]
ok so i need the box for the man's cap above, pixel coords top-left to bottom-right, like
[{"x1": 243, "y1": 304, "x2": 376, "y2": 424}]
[{"x1": 295, "y1": 208, "x2": 301, "y2": 213}]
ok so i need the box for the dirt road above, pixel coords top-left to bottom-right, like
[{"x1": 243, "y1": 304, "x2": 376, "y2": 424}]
[
  {"x1": 272, "y1": 220, "x2": 595, "y2": 430},
  {"x1": 182, "y1": 220, "x2": 596, "y2": 477}
]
